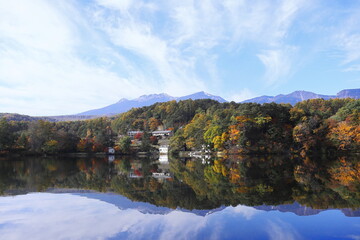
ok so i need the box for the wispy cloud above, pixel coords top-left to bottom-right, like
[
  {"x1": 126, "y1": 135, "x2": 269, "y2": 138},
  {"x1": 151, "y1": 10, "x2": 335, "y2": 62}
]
[
  {"x1": 257, "y1": 47, "x2": 297, "y2": 87},
  {"x1": 320, "y1": 3, "x2": 360, "y2": 72},
  {"x1": 230, "y1": 88, "x2": 256, "y2": 102},
  {"x1": 0, "y1": 0, "x2": 358, "y2": 115},
  {"x1": 93, "y1": 0, "x2": 309, "y2": 94},
  {"x1": 0, "y1": 0, "x2": 147, "y2": 115}
]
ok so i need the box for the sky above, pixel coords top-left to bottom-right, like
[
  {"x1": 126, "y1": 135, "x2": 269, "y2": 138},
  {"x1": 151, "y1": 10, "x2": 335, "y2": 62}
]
[{"x1": 0, "y1": 0, "x2": 360, "y2": 116}]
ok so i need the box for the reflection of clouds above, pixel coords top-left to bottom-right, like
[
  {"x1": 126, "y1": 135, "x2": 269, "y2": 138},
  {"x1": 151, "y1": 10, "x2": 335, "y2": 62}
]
[
  {"x1": 0, "y1": 193, "x2": 210, "y2": 240},
  {"x1": 266, "y1": 219, "x2": 302, "y2": 240},
  {"x1": 0, "y1": 193, "x2": 304, "y2": 240},
  {"x1": 0, "y1": 193, "x2": 125, "y2": 240},
  {"x1": 347, "y1": 235, "x2": 360, "y2": 240},
  {"x1": 0, "y1": 193, "x2": 261, "y2": 240},
  {"x1": 116, "y1": 210, "x2": 207, "y2": 240},
  {"x1": 1, "y1": 194, "x2": 356, "y2": 240}
]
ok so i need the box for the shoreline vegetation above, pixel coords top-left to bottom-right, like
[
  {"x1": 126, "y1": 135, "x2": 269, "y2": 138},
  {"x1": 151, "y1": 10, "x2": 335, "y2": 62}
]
[{"x1": 0, "y1": 98, "x2": 359, "y2": 157}]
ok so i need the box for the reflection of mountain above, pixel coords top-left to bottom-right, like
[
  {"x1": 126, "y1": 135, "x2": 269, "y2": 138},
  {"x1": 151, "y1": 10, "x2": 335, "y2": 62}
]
[
  {"x1": 73, "y1": 192, "x2": 173, "y2": 215},
  {"x1": 50, "y1": 189, "x2": 360, "y2": 218},
  {"x1": 254, "y1": 202, "x2": 360, "y2": 217},
  {"x1": 48, "y1": 190, "x2": 225, "y2": 217}
]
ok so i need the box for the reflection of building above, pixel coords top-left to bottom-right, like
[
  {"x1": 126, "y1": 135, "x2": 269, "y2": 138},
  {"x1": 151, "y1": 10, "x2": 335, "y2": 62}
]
[
  {"x1": 108, "y1": 147, "x2": 115, "y2": 154},
  {"x1": 129, "y1": 172, "x2": 143, "y2": 178},
  {"x1": 159, "y1": 145, "x2": 169, "y2": 154},
  {"x1": 129, "y1": 161, "x2": 143, "y2": 178},
  {"x1": 108, "y1": 155, "x2": 115, "y2": 162},
  {"x1": 159, "y1": 154, "x2": 168, "y2": 163},
  {"x1": 152, "y1": 160, "x2": 172, "y2": 180}
]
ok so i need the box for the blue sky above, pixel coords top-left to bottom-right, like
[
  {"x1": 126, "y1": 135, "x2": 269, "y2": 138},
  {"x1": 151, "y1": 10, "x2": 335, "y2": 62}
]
[{"x1": 0, "y1": 0, "x2": 359, "y2": 116}]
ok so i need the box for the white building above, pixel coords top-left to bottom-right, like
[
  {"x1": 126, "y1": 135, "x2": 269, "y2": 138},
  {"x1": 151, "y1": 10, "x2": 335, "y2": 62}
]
[
  {"x1": 152, "y1": 130, "x2": 172, "y2": 137},
  {"x1": 127, "y1": 131, "x2": 143, "y2": 137},
  {"x1": 159, "y1": 145, "x2": 169, "y2": 154}
]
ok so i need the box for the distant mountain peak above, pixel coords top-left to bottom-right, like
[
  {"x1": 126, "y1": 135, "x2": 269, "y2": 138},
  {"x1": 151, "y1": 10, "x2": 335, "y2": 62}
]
[
  {"x1": 135, "y1": 93, "x2": 174, "y2": 102},
  {"x1": 242, "y1": 89, "x2": 359, "y2": 105},
  {"x1": 201, "y1": 91, "x2": 216, "y2": 97},
  {"x1": 78, "y1": 91, "x2": 226, "y2": 116},
  {"x1": 76, "y1": 88, "x2": 359, "y2": 116},
  {"x1": 337, "y1": 88, "x2": 360, "y2": 98},
  {"x1": 178, "y1": 91, "x2": 227, "y2": 103},
  {"x1": 117, "y1": 98, "x2": 128, "y2": 103}
]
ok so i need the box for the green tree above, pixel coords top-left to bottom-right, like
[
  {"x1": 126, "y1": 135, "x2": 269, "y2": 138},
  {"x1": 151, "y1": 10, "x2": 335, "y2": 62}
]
[
  {"x1": 0, "y1": 118, "x2": 14, "y2": 150},
  {"x1": 116, "y1": 136, "x2": 132, "y2": 154}
]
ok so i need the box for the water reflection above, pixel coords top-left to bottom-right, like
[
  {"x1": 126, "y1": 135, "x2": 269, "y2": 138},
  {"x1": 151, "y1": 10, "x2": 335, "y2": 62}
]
[
  {"x1": 0, "y1": 154, "x2": 360, "y2": 211},
  {"x1": 0, "y1": 193, "x2": 359, "y2": 240}
]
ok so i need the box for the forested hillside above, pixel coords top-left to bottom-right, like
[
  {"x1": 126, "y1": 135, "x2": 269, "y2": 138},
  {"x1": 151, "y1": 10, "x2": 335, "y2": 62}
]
[{"x1": 0, "y1": 98, "x2": 359, "y2": 155}]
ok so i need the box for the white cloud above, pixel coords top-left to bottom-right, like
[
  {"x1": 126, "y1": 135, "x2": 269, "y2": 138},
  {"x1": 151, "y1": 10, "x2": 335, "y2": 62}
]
[
  {"x1": 344, "y1": 64, "x2": 360, "y2": 72},
  {"x1": 92, "y1": 3, "x2": 207, "y2": 97},
  {"x1": 336, "y1": 32, "x2": 360, "y2": 71},
  {"x1": 323, "y1": 6, "x2": 360, "y2": 72},
  {"x1": 0, "y1": 0, "x2": 150, "y2": 115},
  {"x1": 2, "y1": 0, "x2": 345, "y2": 115},
  {"x1": 257, "y1": 48, "x2": 296, "y2": 87},
  {"x1": 93, "y1": 0, "x2": 309, "y2": 94},
  {"x1": 167, "y1": 0, "x2": 307, "y2": 87},
  {"x1": 0, "y1": 0, "x2": 73, "y2": 53},
  {"x1": 96, "y1": 0, "x2": 134, "y2": 12},
  {"x1": 0, "y1": 43, "x2": 144, "y2": 115}
]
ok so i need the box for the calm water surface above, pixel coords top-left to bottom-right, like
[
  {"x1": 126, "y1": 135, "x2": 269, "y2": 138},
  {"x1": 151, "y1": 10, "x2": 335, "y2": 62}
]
[{"x1": 0, "y1": 154, "x2": 359, "y2": 240}]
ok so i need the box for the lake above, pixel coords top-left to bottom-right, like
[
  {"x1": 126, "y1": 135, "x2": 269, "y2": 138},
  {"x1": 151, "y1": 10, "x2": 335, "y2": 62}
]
[{"x1": 0, "y1": 154, "x2": 359, "y2": 240}]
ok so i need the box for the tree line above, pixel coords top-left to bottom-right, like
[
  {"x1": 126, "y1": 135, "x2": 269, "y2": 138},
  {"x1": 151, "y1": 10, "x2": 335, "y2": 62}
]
[{"x1": 0, "y1": 98, "x2": 359, "y2": 155}]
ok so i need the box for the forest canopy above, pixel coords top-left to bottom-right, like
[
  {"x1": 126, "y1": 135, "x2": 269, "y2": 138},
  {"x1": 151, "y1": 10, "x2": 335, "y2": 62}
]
[{"x1": 0, "y1": 98, "x2": 359, "y2": 155}]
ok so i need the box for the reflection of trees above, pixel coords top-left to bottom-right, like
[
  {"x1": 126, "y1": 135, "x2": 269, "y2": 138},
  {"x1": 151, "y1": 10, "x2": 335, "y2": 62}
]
[
  {"x1": 111, "y1": 175, "x2": 214, "y2": 209},
  {"x1": 170, "y1": 155, "x2": 296, "y2": 207},
  {"x1": 0, "y1": 154, "x2": 359, "y2": 210},
  {"x1": 293, "y1": 155, "x2": 360, "y2": 209}
]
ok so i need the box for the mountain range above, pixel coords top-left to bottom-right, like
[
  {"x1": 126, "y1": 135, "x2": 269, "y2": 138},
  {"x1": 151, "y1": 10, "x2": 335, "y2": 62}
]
[
  {"x1": 1, "y1": 89, "x2": 359, "y2": 120},
  {"x1": 77, "y1": 91, "x2": 227, "y2": 116},
  {"x1": 77, "y1": 88, "x2": 360, "y2": 116},
  {"x1": 242, "y1": 88, "x2": 360, "y2": 105}
]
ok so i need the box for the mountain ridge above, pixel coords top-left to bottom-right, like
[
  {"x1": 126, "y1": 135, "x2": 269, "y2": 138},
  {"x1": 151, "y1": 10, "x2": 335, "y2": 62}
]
[
  {"x1": 77, "y1": 91, "x2": 227, "y2": 116},
  {"x1": 1, "y1": 89, "x2": 359, "y2": 119},
  {"x1": 78, "y1": 88, "x2": 359, "y2": 116},
  {"x1": 241, "y1": 88, "x2": 359, "y2": 105}
]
